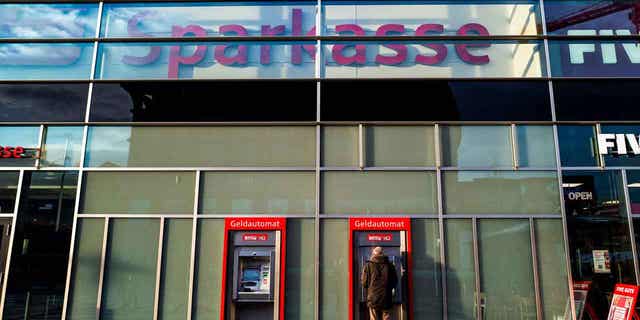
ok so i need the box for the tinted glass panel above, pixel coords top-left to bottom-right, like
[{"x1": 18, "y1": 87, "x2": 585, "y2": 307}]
[
  {"x1": 441, "y1": 126, "x2": 512, "y2": 168},
  {"x1": 101, "y1": 2, "x2": 316, "y2": 38},
  {"x1": 322, "y1": 126, "x2": 358, "y2": 167},
  {"x1": 549, "y1": 40, "x2": 640, "y2": 77},
  {"x1": 200, "y1": 172, "x2": 315, "y2": 215},
  {"x1": 324, "y1": 1, "x2": 541, "y2": 36},
  {"x1": 625, "y1": 170, "x2": 640, "y2": 214},
  {"x1": 321, "y1": 171, "x2": 438, "y2": 214},
  {"x1": 96, "y1": 42, "x2": 315, "y2": 80},
  {"x1": 81, "y1": 172, "x2": 195, "y2": 214},
  {"x1": 101, "y1": 219, "x2": 159, "y2": 319},
  {"x1": 193, "y1": 219, "x2": 225, "y2": 320},
  {"x1": 545, "y1": 0, "x2": 639, "y2": 35},
  {"x1": 445, "y1": 219, "x2": 476, "y2": 320},
  {"x1": 443, "y1": 171, "x2": 561, "y2": 214},
  {"x1": 3, "y1": 171, "x2": 78, "y2": 319},
  {"x1": 320, "y1": 219, "x2": 349, "y2": 320},
  {"x1": 365, "y1": 126, "x2": 436, "y2": 167},
  {"x1": 517, "y1": 125, "x2": 557, "y2": 168},
  {"x1": 0, "y1": 84, "x2": 87, "y2": 122},
  {"x1": 478, "y1": 219, "x2": 536, "y2": 320},
  {"x1": 558, "y1": 125, "x2": 599, "y2": 167},
  {"x1": 286, "y1": 219, "x2": 316, "y2": 319},
  {"x1": 0, "y1": 4, "x2": 97, "y2": 38},
  {"x1": 554, "y1": 80, "x2": 640, "y2": 121},
  {"x1": 535, "y1": 219, "x2": 570, "y2": 320},
  {"x1": 85, "y1": 126, "x2": 315, "y2": 167},
  {"x1": 321, "y1": 81, "x2": 551, "y2": 121},
  {"x1": 159, "y1": 219, "x2": 192, "y2": 320},
  {"x1": 563, "y1": 170, "x2": 636, "y2": 319},
  {"x1": 0, "y1": 43, "x2": 94, "y2": 80},
  {"x1": 412, "y1": 219, "x2": 442, "y2": 319},
  {"x1": 67, "y1": 218, "x2": 104, "y2": 319},
  {"x1": 0, "y1": 172, "x2": 20, "y2": 213},
  {"x1": 90, "y1": 82, "x2": 316, "y2": 122},
  {"x1": 323, "y1": 41, "x2": 545, "y2": 79}
]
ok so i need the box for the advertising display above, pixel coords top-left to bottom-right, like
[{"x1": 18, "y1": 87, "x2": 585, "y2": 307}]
[
  {"x1": 594, "y1": 250, "x2": 612, "y2": 274},
  {"x1": 607, "y1": 284, "x2": 639, "y2": 320},
  {"x1": 572, "y1": 281, "x2": 593, "y2": 320}
]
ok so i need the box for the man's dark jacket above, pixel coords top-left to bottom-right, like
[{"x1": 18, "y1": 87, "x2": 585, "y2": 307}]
[{"x1": 361, "y1": 255, "x2": 398, "y2": 310}]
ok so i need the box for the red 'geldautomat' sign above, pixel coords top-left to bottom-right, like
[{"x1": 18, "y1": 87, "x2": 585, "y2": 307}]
[{"x1": 124, "y1": 8, "x2": 492, "y2": 78}]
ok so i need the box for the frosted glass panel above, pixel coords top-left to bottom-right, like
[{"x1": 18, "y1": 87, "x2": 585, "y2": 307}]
[
  {"x1": 193, "y1": 219, "x2": 225, "y2": 320},
  {"x1": 442, "y1": 126, "x2": 512, "y2": 167},
  {"x1": 67, "y1": 219, "x2": 104, "y2": 319},
  {"x1": 323, "y1": 126, "x2": 358, "y2": 167},
  {"x1": 365, "y1": 126, "x2": 435, "y2": 167},
  {"x1": 320, "y1": 219, "x2": 348, "y2": 320},
  {"x1": 517, "y1": 125, "x2": 556, "y2": 168},
  {"x1": 200, "y1": 172, "x2": 315, "y2": 215},
  {"x1": 412, "y1": 219, "x2": 442, "y2": 319},
  {"x1": 322, "y1": 171, "x2": 437, "y2": 214},
  {"x1": 535, "y1": 219, "x2": 570, "y2": 320},
  {"x1": 445, "y1": 219, "x2": 476, "y2": 320},
  {"x1": 159, "y1": 219, "x2": 192, "y2": 320},
  {"x1": 286, "y1": 219, "x2": 316, "y2": 319}
]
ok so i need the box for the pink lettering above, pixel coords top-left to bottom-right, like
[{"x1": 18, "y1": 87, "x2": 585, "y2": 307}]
[
  {"x1": 291, "y1": 8, "x2": 316, "y2": 65},
  {"x1": 123, "y1": 12, "x2": 161, "y2": 65},
  {"x1": 261, "y1": 25, "x2": 286, "y2": 64},
  {"x1": 332, "y1": 24, "x2": 366, "y2": 65},
  {"x1": 215, "y1": 25, "x2": 248, "y2": 66},
  {"x1": 415, "y1": 24, "x2": 447, "y2": 65},
  {"x1": 375, "y1": 24, "x2": 407, "y2": 65},
  {"x1": 455, "y1": 23, "x2": 491, "y2": 65},
  {"x1": 168, "y1": 25, "x2": 207, "y2": 78}
]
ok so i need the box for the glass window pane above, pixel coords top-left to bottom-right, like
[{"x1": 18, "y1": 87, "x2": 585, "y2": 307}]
[
  {"x1": 322, "y1": 126, "x2": 358, "y2": 167},
  {"x1": 0, "y1": 4, "x2": 98, "y2": 38},
  {"x1": 193, "y1": 219, "x2": 225, "y2": 320},
  {"x1": 159, "y1": 219, "x2": 192, "y2": 320},
  {"x1": 478, "y1": 219, "x2": 536, "y2": 320},
  {"x1": 0, "y1": 43, "x2": 94, "y2": 80},
  {"x1": 563, "y1": 170, "x2": 636, "y2": 319},
  {"x1": 365, "y1": 126, "x2": 435, "y2": 167},
  {"x1": 0, "y1": 172, "x2": 19, "y2": 213},
  {"x1": 601, "y1": 125, "x2": 640, "y2": 167},
  {"x1": 67, "y1": 218, "x2": 104, "y2": 319},
  {"x1": 96, "y1": 42, "x2": 315, "y2": 80},
  {"x1": 200, "y1": 172, "x2": 315, "y2": 215},
  {"x1": 81, "y1": 172, "x2": 195, "y2": 214},
  {"x1": 558, "y1": 125, "x2": 599, "y2": 167},
  {"x1": 325, "y1": 2, "x2": 541, "y2": 36},
  {"x1": 535, "y1": 219, "x2": 570, "y2": 320},
  {"x1": 627, "y1": 170, "x2": 640, "y2": 214},
  {"x1": 441, "y1": 126, "x2": 512, "y2": 168},
  {"x1": 554, "y1": 80, "x2": 640, "y2": 122},
  {"x1": 321, "y1": 81, "x2": 552, "y2": 122},
  {"x1": 445, "y1": 219, "x2": 476, "y2": 320},
  {"x1": 0, "y1": 126, "x2": 40, "y2": 167},
  {"x1": 321, "y1": 171, "x2": 437, "y2": 214},
  {"x1": 323, "y1": 40, "x2": 546, "y2": 79},
  {"x1": 100, "y1": 2, "x2": 316, "y2": 38},
  {"x1": 90, "y1": 82, "x2": 316, "y2": 122},
  {"x1": 102, "y1": 219, "x2": 159, "y2": 319},
  {"x1": 286, "y1": 219, "x2": 316, "y2": 319},
  {"x1": 412, "y1": 219, "x2": 442, "y2": 319},
  {"x1": 85, "y1": 126, "x2": 315, "y2": 167},
  {"x1": 548, "y1": 40, "x2": 640, "y2": 77},
  {"x1": 517, "y1": 125, "x2": 557, "y2": 168},
  {"x1": 545, "y1": 0, "x2": 638, "y2": 35},
  {"x1": 42, "y1": 126, "x2": 83, "y2": 167},
  {"x1": 320, "y1": 219, "x2": 348, "y2": 320},
  {"x1": 443, "y1": 171, "x2": 560, "y2": 214},
  {"x1": 0, "y1": 84, "x2": 87, "y2": 122}
]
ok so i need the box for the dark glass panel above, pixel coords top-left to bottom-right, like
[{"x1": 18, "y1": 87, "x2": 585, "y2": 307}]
[
  {"x1": 548, "y1": 40, "x2": 640, "y2": 77},
  {"x1": 545, "y1": 0, "x2": 640, "y2": 35},
  {"x1": 554, "y1": 80, "x2": 640, "y2": 121},
  {"x1": 321, "y1": 81, "x2": 551, "y2": 121},
  {"x1": 3, "y1": 171, "x2": 78, "y2": 319},
  {"x1": 90, "y1": 82, "x2": 316, "y2": 122},
  {"x1": 563, "y1": 170, "x2": 635, "y2": 319},
  {"x1": 558, "y1": 125, "x2": 599, "y2": 167},
  {"x1": 0, "y1": 84, "x2": 87, "y2": 122}
]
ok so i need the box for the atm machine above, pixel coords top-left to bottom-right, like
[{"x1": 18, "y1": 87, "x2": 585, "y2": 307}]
[
  {"x1": 349, "y1": 218, "x2": 412, "y2": 320},
  {"x1": 221, "y1": 218, "x2": 286, "y2": 320}
]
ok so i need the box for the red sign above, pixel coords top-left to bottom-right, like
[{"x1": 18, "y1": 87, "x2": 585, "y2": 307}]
[
  {"x1": 607, "y1": 284, "x2": 639, "y2": 320},
  {"x1": 242, "y1": 233, "x2": 269, "y2": 241},
  {"x1": 367, "y1": 233, "x2": 393, "y2": 242},
  {"x1": 0, "y1": 146, "x2": 27, "y2": 159},
  {"x1": 350, "y1": 217, "x2": 409, "y2": 231}
]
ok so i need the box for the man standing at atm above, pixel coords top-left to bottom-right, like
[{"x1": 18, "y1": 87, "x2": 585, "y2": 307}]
[{"x1": 361, "y1": 246, "x2": 398, "y2": 320}]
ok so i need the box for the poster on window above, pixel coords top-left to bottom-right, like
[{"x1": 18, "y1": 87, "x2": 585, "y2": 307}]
[
  {"x1": 593, "y1": 250, "x2": 612, "y2": 273},
  {"x1": 567, "y1": 281, "x2": 592, "y2": 320},
  {"x1": 607, "y1": 284, "x2": 639, "y2": 320}
]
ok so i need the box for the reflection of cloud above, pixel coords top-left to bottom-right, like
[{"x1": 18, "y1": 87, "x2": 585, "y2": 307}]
[
  {"x1": 0, "y1": 44, "x2": 83, "y2": 65},
  {"x1": 0, "y1": 4, "x2": 96, "y2": 38}
]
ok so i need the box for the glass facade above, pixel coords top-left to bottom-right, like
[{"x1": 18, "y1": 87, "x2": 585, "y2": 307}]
[{"x1": 0, "y1": 1, "x2": 638, "y2": 320}]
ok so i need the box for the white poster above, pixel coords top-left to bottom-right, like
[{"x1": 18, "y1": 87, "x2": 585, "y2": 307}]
[{"x1": 593, "y1": 250, "x2": 612, "y2": 274}]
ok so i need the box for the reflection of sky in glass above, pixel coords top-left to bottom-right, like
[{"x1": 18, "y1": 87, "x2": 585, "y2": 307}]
[
  {"x1": 43, "y1": 127, "x2": 83, "y2": 167},
  {"x1": 0, "y1": 4, "x2": 98, "y2": 38},
  {"x1": 0, "y1": 126, "x2": 39, "y2": 146},
  {"x1": 0, "y1": 43, "x2": 94, "y2": 80},
  {"x1": 85, "y1": 127, "x2": 132, "y2": 167}
]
